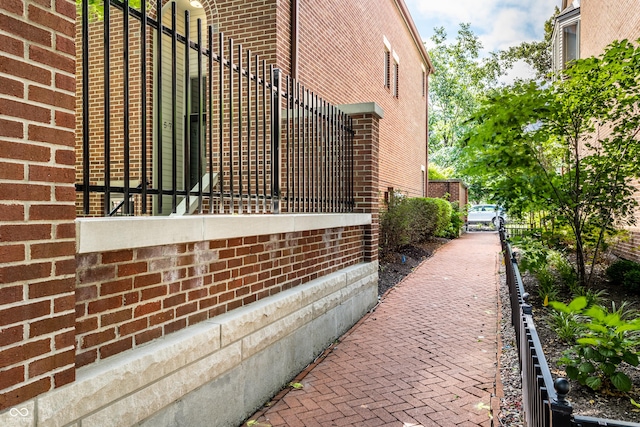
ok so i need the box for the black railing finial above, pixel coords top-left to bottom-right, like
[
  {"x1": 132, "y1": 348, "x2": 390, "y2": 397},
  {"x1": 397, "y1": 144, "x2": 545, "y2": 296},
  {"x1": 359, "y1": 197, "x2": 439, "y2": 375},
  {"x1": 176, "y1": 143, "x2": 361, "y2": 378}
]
[
  {"x1": 554, "y1": 378, "x2": 571, "y2": 405},
  {"x1": 522, "y1": 292, "x2": 532, "y2": 315}
]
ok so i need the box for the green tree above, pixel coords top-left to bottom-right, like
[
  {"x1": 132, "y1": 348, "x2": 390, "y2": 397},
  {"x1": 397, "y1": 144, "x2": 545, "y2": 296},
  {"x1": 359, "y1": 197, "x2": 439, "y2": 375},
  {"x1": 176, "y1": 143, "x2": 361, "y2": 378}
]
[
  {"x1": 427, "y1": 24, "x2": 502, "y2": 172},
  {"x1": 77, "y1": 0, "x2": 143, "y2": 20},
  {"x1": 463, "y1": 39, "x2": 640, "y2": 287}
]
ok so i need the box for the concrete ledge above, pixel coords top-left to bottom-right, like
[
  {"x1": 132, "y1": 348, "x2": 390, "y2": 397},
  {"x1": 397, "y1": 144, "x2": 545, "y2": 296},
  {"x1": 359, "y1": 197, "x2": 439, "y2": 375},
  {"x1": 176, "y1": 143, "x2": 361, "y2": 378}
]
[
  {"x1": 3, "y1": 262, "x2": 378, "y2": 427},
  {"x1": 76, "y1": 213, "x2": 372, "y2": 254},
  {"x1": 337, "y1": 102, "x2": 384, "y2": 119}
]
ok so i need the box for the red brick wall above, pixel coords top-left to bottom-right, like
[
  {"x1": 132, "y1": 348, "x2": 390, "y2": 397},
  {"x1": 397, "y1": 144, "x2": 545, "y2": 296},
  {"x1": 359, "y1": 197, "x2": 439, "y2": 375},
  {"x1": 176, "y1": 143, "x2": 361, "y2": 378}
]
[
  {"x1": 428, "y1": 180, "x2": 468, "y2": 207},
  {"x1": 75, "y1": 227, "x2": 365, "y2": 367},
  {"x1": 580, "y1": 0, "x2": 640, "y2": 58},
  {"x1": 293, "y1": 0, "x2": 428, "y2": 199},
  {"x1": 351, "y1": 112, "x2": 381, "y2": 261},
  {"x1": 580, "y1": 1, "x2": 640, "y2": 260},
  {"x1": 0, "y1": 0, "x2": 77, "y2": 410}
]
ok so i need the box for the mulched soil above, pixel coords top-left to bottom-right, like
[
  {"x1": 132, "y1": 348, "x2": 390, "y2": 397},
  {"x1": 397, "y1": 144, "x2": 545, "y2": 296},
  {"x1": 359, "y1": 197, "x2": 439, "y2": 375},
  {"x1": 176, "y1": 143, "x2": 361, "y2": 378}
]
[
  {"x1": 497, "y1": 266, "x2": 524, "y2": 426},
  {"x1": 521, "y1": 272, "x2": 640, "y2": 423},
  {"x1": 377, "y1": 238, "x2": 449, "y2": 296}
]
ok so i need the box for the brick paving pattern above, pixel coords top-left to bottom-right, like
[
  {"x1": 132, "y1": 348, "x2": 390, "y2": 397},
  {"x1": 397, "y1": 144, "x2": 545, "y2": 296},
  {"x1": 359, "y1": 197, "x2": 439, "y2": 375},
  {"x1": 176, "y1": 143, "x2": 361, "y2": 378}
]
[{"x1": 247, "y1": 232, "x2": 501, "y2": 426}]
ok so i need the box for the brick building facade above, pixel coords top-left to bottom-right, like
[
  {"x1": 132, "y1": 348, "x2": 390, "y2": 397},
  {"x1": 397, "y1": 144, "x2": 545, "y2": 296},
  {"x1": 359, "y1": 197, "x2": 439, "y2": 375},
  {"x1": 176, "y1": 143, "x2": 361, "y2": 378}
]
[
  {"x1": 552, "y1": 0, "x2": 640, "y2": 262},
  {"x1": 0, "y1": 0, "x2": 431, "y2": 424},
  {"x1": 427, "y1": 179, "x2": 468, "y2": 208}
]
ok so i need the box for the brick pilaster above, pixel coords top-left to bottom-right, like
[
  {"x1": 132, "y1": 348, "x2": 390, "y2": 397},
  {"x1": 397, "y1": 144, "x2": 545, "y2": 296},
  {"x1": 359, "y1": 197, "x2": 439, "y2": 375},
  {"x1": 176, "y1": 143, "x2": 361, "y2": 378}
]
[
  {"x1": 343, "y1": 103, "x2": 383, "y2": 262},
  {"x1": 0, "y1": 0, "x2": 77, "y2": 410}
]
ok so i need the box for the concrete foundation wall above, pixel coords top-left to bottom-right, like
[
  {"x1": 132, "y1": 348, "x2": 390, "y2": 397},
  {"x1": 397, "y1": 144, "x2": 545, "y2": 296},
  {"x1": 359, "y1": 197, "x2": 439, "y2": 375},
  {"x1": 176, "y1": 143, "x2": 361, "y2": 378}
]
[{"x1": 0, "y1": 262, "x2": 377, "y2": 427}]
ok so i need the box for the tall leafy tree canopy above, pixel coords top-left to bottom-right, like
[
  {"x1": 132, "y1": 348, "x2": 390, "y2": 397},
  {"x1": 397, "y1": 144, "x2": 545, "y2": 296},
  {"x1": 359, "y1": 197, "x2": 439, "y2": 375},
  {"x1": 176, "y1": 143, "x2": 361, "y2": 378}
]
[
  {"x1": 462, "y1": 39, "x2": 640, "y2": 286},
  {"x1": 427, "y1": 24, "x2": 501, "y2": 173}
]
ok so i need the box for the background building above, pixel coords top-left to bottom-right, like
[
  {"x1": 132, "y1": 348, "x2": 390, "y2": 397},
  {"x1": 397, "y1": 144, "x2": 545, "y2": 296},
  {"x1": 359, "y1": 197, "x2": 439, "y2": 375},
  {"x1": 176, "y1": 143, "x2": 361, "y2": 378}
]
[{"x1": 0, "y1": 0, "x2": 432, "y2": 424}]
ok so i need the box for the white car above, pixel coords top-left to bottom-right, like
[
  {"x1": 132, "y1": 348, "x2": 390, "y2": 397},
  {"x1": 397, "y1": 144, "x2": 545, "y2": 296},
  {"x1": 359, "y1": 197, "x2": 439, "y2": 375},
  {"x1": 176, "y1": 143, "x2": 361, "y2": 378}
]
[{"x1": 466, "y1": 204, "x2": 507, "y2": 227}]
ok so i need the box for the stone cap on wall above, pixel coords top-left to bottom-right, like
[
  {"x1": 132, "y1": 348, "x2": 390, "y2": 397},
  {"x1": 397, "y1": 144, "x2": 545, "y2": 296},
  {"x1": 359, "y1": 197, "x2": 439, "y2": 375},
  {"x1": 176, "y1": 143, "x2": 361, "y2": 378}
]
[{"x1": 337, "y1": 102, "x2": 384, "y2": 119}]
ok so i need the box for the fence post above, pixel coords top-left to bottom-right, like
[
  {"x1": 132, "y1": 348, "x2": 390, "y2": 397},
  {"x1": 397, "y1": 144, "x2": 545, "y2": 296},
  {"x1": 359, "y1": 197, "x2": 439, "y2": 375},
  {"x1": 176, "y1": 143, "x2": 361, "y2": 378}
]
[
  {"x1": 551, "y1": 378, "x2": 573, "y2": 426},
  {"x1": 271, "y1": 68, "x2": 282, "y2": 213}
]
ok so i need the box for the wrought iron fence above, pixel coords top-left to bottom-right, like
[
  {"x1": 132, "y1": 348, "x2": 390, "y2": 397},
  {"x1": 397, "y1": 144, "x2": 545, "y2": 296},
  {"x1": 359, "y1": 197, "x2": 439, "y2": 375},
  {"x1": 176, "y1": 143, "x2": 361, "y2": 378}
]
[
  {"x1": 76, "y1": 0, "x2": 354, "y2": 216},
  {"x1": 499, "y1": 229, "x2": 640, "y2": 427}
]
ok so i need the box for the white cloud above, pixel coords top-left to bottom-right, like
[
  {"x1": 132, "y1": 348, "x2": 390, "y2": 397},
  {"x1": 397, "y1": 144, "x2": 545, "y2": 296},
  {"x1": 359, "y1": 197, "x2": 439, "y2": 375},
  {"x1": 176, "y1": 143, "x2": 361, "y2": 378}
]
[
  {"x1": 499, "y1": 60, "x2": 536, "y2": 84},
  {"x1": 405, "y1": 0, "x2": 558, "y2": 53}
]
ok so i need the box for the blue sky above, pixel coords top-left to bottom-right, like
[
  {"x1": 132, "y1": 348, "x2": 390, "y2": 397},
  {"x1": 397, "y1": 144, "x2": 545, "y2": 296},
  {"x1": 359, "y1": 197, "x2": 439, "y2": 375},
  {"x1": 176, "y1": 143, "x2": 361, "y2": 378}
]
[{"x1": 404, "y1": 0, "x2": 560, "y2": 79}]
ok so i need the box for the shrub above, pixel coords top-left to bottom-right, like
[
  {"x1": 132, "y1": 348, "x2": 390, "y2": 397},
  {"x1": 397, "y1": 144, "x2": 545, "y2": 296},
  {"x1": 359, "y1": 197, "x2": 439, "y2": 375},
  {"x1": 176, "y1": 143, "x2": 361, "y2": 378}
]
[
  {"x1": 379, "y1": 194, "x2": 410, "y2": 255},
  {"x1": 512, "y1": 235, "x2": 551, "y2": 275},
  {"x1": 546, "y1": 311, "x2": 583, "y2": 343},
  {"x1": 623, "y1": 269, "x2": 640, "y2": 294},
  {"x1": 404, "y1": 198, "x2": 439, "y2": 243},
  {"x1": 379, "y1": 196, "x2": 455, "y2": 255},
  {"x1": 547, "y1": 251, "x2": 578, "y2": 290},
  {"x1": 432, "y1": 198, "x2": 453, "y2": 237},
  {"x1": 551, "y1": 297, "x2": 640, "y2": 392},
  {"x1": 606, "y1": 259, "x2": 640, "y2": 285},
  {"x1": 442, "y1": 202, "x2": 464, "y2": 239}
]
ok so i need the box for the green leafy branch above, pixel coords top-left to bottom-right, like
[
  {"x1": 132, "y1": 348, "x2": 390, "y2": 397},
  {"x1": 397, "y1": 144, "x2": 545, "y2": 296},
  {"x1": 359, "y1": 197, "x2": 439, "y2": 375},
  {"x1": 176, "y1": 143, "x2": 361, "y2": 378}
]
[{"x1": 550, "y1": 297, "x2": 640, "y2": 392}]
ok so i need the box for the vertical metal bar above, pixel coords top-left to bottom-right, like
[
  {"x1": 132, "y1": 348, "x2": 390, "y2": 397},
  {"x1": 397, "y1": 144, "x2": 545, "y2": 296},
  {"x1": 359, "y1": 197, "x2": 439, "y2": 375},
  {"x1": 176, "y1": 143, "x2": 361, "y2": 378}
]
[
  {"x1": 331, "y1": 105, "x2": 336, "y2": 212},
  {"x1": 308, "y1": 90, "x2": 313, "y2": 212},
  {"x1": 309, "y1": 92, "x2": 314, "y2": 212},
  {"x1": 349, "y1": 116, "x2": 355, "y2": 212},
  {"x1": 324, "y1": 99, "x2": 329, "y2": 212},
  {"x1": 271, "y1": 67, "x2": 281, "y2": 214},
  {"x1": 184, "y1": 10, "x2": 191, "y2": 213},
  {"x1": 102, "y1": 0, "x2": 110, "y2": 215},
  {"x1": 321, "y1": 98, "x2": 326, "y2": 212},
  {"x1": 228, "y1": 38, "x2": 234, "y2": 211},
  {"x1": 171, "y1": 2, "x2": 177, "y2": 212},
  {"x1": 208, "y1": 25, "x2": 213, "y2": 209},
  {"x1": 141, "y1": 0, "x2": 147, "y2": 213},
  {"x1": 197, "y1": 19, "x2": 203, "y2": 213},
  {"x1": 313, "y1": 93, "x2": 318, "y2": 212},
  {"x1": 218, "y1": 32, "x2": 224, "y2": 213},
  {"x1": 342, "y1": 112, "x2": 349, "y2": 212},
  {"x1": 237, "y1": 44, "x2": 243, "y2": 213},
  {"x1": 308, "y1": 91, "x2": 312, "y2": 212},
  {"x1": 254, "y1": 54, "x2": 259, "y2": 212},
  {"x1": 261, "y1": 59, "x2": 266, "y2": 212},
  {"x1": 285, "y1": 75, "x2": 290, "y2": 213},
  {"x1": 156, "y1": 0, "x2": 162, "y2": 213},
  {"x1": 296, "y1": 81, "x2": 301, "y2": 212},
  {"x1": 247, "y1": 49, "x2": 252, "y2": 213},
  {"x1": 81, "y1": 0, "x2": 90, "y2": 215},
  {"x1": 338, "y1": 111, "x2": 343, "y2": 211},
  {"x1": 123, "y1": 0, "x2": 131, "y2": 214},
  {"x1": 302, "y1": 86, "x2": 307, "y2": 212}
]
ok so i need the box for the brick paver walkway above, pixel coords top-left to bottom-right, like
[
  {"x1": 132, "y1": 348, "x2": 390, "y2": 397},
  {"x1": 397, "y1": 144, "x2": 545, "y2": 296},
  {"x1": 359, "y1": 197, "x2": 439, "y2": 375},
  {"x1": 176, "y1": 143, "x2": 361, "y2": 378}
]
[{"x1": 247, "y1": 232, "x2": 501, "y2": 426}]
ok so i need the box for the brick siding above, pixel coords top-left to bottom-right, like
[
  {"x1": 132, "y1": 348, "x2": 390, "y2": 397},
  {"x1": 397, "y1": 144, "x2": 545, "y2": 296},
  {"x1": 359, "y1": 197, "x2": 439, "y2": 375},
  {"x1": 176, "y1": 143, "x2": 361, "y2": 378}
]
[
  {"x1": 0, "y1": 0, "x2": 77, "y2": 410},
  {"x1": 293, "y1": 0, "x2": 428, "y2": 198},
  {"x1": 428, "y1": 180, "x2": 468, "y2": 207},
  {"x1": 75, "y1": 227, "x2": 364, "y2": 368},
  {"x1": 0, "y1": 0, "x2": 385, "y2": 411},
  {"x1": 580, "y1": 1, "x2": 640, "y2": 261}
]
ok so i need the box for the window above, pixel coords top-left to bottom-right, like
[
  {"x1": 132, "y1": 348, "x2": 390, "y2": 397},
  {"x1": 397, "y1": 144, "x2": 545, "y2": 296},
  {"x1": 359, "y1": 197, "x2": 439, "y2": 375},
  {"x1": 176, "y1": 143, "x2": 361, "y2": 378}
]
[
  {"x1": 392, "y1": 52, "x2": 399, "y2": 98},
  {"x1": 562, "y1": 23, "x2": 579, "y2": 67},
  {"x1": 383, "y1": 36, "x2": 391, "y2": 89},
  {"x1": 384, "y1": 49, "x2": 391, "y2": 88},
  {"x1": 393, "y1": 61, "x2": 399, "y2": 98}
]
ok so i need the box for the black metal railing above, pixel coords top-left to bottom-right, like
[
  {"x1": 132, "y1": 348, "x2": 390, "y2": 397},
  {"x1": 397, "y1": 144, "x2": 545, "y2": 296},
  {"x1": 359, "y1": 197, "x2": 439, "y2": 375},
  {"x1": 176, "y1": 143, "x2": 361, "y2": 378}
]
[
  {"x1": 76, "y1": 0, "x2": 354, "y2": 216},
  {"x1": 504, "y1": 223, "x2": 541, "y2": 239},
  {"x1": 499, "y1": 229, "x2": 640, "y2": 427}
]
